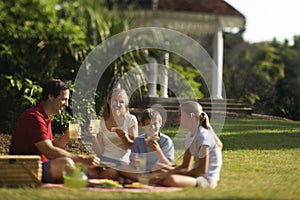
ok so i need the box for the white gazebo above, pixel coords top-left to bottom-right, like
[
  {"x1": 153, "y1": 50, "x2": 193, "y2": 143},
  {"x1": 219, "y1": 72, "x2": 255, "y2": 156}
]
[{"x1": 129, "y1": 0, "x2": 245, "y2": 99}]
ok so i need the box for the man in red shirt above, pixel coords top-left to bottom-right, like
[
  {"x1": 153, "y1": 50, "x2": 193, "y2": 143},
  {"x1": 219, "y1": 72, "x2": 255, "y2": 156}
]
[{"x1": 10, "y1": 79, "x2": 100, "y2": 183}]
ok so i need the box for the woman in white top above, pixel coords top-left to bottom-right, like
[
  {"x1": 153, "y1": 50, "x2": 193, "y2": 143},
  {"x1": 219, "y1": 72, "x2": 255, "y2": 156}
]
[
  {"x1": 151, "y1": 101, "x2": 223, "y2": 188},
  {"x1": 89, "y1": 88, "x2": 138, "y2": 167}
]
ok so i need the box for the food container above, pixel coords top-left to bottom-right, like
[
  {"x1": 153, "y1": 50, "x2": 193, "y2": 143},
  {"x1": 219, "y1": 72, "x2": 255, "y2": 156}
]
[
  {"x1": 0, "y1": 155, "x2": 42, "y2": 187},
  {"x1": 63, "y1": 164, "x2": 88, "y2": 188}
]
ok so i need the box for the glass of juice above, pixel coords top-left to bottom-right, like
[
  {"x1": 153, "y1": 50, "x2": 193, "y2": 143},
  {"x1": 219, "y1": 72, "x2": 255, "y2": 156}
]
[
  {"x1": 69, "y1": 120, "x2": 80, "y2": 139},
  {"x1": 90, "y1": 116, "x2": 100, "y2": 134}
]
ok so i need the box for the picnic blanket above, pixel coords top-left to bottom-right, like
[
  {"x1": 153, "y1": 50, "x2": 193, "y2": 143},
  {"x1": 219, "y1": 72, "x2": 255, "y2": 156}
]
[{"x1": 42, "y1": 183, "x2": 182, "y2": 193}]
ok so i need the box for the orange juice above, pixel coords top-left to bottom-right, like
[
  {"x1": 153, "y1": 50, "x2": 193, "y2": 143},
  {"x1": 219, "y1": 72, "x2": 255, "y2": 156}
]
[{"x1": 69, "y1": 122, "x2": 80, "y2": 139}]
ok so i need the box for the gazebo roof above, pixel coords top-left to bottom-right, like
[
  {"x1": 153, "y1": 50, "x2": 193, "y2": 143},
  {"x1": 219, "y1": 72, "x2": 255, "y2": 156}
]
[
  {"x1": 129, "y1": 0, "x2": 246, "y2": 34},
  {"x1": 139, "y1": 0, "x2": 244, "y2": 17}
]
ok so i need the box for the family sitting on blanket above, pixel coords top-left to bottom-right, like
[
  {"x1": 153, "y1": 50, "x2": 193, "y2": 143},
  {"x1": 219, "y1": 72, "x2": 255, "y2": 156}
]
[{"x1": 9, "y1": 79, "x2": 223, "y2": 188}]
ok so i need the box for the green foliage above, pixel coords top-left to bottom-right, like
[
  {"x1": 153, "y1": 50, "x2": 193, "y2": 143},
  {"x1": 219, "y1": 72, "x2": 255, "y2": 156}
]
[
  {"x1": 0, "y1": 74, "x2": 43, "y2": 132},
  {"x1": 169, "y1": 63, "x2": 203, "y2": 98},
  {"x1": 273, "y1": 37, "x2": 300, "y2": 120},
  {"x1": 252, "y1": 42, "x2": 284, "y2": 83},
  {"x1": 0, "y1": 0, "x2": 147, "y2": 132},
  {"x1": 224, "y1": 32, "x2": 298, "y2": 119},
  {"x1": 0, "y1": 0, "x2": 87, "y2": 132},
  {"x1": 5, "y1": 75, "x2": 42, "y2": 105}
]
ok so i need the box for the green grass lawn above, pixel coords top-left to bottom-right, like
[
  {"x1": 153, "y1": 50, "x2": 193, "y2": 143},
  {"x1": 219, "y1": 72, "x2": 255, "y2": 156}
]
[{"x1": 1, "y1": 118, "x2": 299, "y2": 200}]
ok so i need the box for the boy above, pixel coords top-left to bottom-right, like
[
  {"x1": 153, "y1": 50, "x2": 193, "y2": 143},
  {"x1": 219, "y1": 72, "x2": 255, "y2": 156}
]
[{"x1": 117, "y1": 108, "x2": 174, "y2": 181}]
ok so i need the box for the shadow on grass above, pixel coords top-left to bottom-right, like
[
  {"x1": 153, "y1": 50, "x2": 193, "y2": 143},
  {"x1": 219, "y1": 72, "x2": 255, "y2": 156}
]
[{"x1": 220, "y1": 132, "x2": 300, "y2": 150}]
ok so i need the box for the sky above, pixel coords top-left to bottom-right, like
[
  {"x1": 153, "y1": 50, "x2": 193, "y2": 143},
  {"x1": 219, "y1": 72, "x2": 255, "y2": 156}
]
[{"x1": 224, "y1": 0, "x2": 300, "y2": 44}]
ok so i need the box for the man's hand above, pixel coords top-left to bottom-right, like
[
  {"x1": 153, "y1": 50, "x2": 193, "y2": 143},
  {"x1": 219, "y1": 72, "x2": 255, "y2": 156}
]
[{"x1": 80, "y1": 155, "x2": 100, "y2": 168}]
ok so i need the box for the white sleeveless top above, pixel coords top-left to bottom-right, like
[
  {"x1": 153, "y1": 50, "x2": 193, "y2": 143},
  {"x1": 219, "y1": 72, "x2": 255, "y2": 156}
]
[{"x1": 100, "y1": 114, "x2": 138, "y2": 164}]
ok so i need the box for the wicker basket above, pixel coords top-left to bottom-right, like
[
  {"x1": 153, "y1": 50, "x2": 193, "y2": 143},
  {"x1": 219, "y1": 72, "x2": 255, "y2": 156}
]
[{"x1": 0, "y1": 155, "x2": 42, "y2": 187}]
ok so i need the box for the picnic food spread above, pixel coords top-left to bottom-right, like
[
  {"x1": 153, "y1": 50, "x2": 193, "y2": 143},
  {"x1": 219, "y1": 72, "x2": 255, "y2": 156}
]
[
  {"x1": 89, "y1": 179, "x2": 122, "y2": 188},
  {"x1": 124, "y1": 182, "x2": 149, "y2": 188},
  {"x1": 89, "y1": 179, "x2": 149, "y2": 189}
]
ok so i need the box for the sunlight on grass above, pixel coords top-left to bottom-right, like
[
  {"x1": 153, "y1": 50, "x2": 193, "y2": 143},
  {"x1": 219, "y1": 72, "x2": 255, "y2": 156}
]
[{"x1": 220, "y1": 149, "x2": 300, "y2": 199}]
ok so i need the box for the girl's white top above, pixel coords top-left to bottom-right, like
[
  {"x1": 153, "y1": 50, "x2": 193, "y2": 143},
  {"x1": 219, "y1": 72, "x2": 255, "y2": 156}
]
[{"x1": 185, "y1": 126, "x2": 223, "y2": 181}]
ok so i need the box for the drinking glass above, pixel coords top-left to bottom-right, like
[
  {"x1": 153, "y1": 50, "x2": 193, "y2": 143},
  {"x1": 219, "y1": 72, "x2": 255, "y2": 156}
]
[
  {"x1": 135, "y1": 153, "x2": 147, "y2": 172},
  {"x1": 90, "y1": 116, "x2": 100, "y2": 134},
  {"x1": 69, "y1": 120, "x2": 80, "y2": 139},
  {"x1": 135, "y1": 154, "x2": 150, "y2": 185},
  {"x1": 138, "y1": 172, "x2": 150, "y2": 185}
]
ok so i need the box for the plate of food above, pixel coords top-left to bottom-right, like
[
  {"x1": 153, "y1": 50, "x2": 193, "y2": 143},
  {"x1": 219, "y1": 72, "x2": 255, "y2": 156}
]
[
  {"x1": 124, "y1": 182, "x2": 150, "y2": 189},
  {"x1": 89, "y1": 179, "x2": 122, "y2": 188}
]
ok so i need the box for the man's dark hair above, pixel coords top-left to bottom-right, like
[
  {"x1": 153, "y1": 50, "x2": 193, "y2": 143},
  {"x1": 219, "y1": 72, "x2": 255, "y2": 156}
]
[{"x1": 41, "y1": 79, "x2": 70, "y2": 101}]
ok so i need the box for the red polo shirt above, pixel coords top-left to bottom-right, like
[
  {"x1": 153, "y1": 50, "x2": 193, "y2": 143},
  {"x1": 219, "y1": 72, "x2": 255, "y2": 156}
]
[{"x1": 9, "y1": 102, "x2": 53, "y2": 162}]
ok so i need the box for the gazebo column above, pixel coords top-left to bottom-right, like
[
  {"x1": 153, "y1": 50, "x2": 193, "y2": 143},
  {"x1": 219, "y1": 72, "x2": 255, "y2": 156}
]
[
  {"x1": 147, "y1": 57, "x2": 159, "y2": 97},
  {"x1": 212, "y1": 26, "x2": 224, "y2": 99},
  {"x1": 159, "y1": 52, "x2": 169, "y2": 98}
]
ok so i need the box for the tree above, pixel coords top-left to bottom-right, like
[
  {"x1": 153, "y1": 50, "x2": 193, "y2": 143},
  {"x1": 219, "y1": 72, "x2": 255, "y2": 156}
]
[
  {"x1": 224, "y1": 32, "x2": 285, "y2": 114},
  {"x1": 0, "y1": 0, "x2": 149, "y2": 132},
  {"x1": 274, "y1": 36, "x2": 300, "y2": 120},
  {"x1": 0, "y1": 0, "x2": 87, "y2": 132}
]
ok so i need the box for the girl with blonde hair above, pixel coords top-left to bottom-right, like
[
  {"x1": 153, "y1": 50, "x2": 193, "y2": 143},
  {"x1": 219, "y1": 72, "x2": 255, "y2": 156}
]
[{"x1": 151, "y1": 101, "x2": 223, "y2": 188}]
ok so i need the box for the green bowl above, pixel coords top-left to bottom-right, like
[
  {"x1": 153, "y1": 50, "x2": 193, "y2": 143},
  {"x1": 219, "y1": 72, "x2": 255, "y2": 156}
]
[{"x1": 63, "y1": 175, "x2": 88, "y2": 188}]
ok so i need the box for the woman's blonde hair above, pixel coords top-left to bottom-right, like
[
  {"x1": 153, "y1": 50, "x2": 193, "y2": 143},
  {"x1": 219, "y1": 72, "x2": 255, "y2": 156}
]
[
  {"x1": 180, "y1": 101, "x2": 223, "y2": 149},
  {"x1": 101, "y1": 88, "x2": 129, "y2": 120}
]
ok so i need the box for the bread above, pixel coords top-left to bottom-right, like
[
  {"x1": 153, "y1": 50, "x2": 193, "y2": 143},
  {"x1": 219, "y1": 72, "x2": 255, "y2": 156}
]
[
  {"x1": 145, "y1": 134, "x2": 160, "y2": 142},
  {"x1": 111, "y1": 127, "x2": 121, "y2": 132}
]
